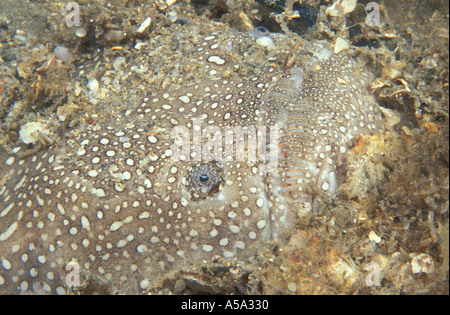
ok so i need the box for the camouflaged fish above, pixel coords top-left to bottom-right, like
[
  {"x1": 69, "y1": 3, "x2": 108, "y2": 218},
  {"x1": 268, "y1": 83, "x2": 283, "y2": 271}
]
[{"x1": 0, "y1": 31, "x2": 383, "y2": 294}]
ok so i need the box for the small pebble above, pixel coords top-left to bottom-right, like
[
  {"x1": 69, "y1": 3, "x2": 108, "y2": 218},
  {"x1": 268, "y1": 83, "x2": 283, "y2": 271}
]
[
  {"x1": 287, "y1": 282, "x2": 297, "y2": 292},
  {"x1": 105, "y1": 30, "x2": 125, "y2": 42},
  {"x1": 75, "y1": 27, "x2": 87, "y2": 38},
  {"x1": 411, "y1": 253, "x2": 435, "y2": 274},
  {"x1": 256, "y1": 36, "x2": 274, "y2": 48}
]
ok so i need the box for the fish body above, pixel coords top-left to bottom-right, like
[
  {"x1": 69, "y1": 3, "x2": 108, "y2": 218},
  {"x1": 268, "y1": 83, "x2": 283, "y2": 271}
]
[{"x1": 0, "y1": 31, "x2": 383, "y2": 294}]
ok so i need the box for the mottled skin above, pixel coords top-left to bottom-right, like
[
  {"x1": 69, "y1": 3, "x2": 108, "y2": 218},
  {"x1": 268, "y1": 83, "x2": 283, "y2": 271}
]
[{"x1": 0, "y1": 32, "x2": 383, "y2": 294}]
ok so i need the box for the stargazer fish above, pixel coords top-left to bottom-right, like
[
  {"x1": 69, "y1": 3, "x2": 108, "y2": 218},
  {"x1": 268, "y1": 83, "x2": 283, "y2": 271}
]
[{"x1": 0, "y1": 30, "x2": 383, "y2": 294}]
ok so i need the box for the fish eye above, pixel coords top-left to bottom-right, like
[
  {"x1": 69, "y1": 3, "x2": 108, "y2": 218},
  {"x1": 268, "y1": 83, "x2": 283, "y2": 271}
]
[
  {"x1": 187, "y1": 163, "x2": 223, "y2": 199},
  {"x1": 199, "y1": 174, "x2": 209, "y2": 182}
]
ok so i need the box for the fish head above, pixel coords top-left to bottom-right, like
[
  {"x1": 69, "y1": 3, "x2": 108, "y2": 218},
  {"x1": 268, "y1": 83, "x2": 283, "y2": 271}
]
[{"x1": 0, "y1": 30, "x2": 384, "y2": 294}]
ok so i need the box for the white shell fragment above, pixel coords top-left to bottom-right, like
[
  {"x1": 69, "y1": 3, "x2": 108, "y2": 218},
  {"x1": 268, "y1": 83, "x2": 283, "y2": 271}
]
[
  {"x1": 411, "y1": 253, "x2": 436, "y2": 274},
  {"x1": 134, "y1": 42, "x2": 146, "y2": 50},
  {"x1": 19, "y1": 122, "x2": 50, "y2": 144},
  {"x1": 167, "y1": 11, "x2": 178, "y2": 23},
  {"x1": 113, "y1": 57, "x2": 126, "y2": 72},
  {"x1": 136, "y1": 17, "x2": 152, "y2": 33},
  {"x1": 87, "y1": 78, "x2": 99, "y2": 91},
  {"x1": 368, "y1": 231, "x2": 382, "y2": 243},
  {"x1": 379, "y1": 107, "x2": 401, "y2": 128},
  {"x1": 326, "y1": 0, "x2": 357, "y2": 16},
  {"x1": 54, "y1": 46, "x2": 72, "y2": 63},
  {"x1": 334, "y1": 37, "x2": 350, "y2": 54}
]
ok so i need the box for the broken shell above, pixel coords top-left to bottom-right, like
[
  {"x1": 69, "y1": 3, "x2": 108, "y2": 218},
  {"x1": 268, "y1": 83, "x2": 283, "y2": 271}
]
[
  {"x1": 326, "y1": 0, "x2": 357, "y2": 17},
  {"x1": 326, "y1": 249, "x2": 360, "y2": 286},
  {"x1": 411, "y1": 253, "x2": 435, "y2": 274},
  {"x1": 113, "y1": 57, "x2": 126, "y2": 72},
  {"x1": 136, "y1": 17, "x2": 152, "y2": 33},
  {"x1": 334, "y1": 37, "x2": 350, "y2": 54},
  {"x1": 385, "y1": 67, "x2": 402, "y2": 80},
  {"x1": 368, "y1": 231, "x2": 382, "y2": 243},
  {"x1": 19, "y1": 122, "x2": 50, "y2": 144},
  {"x1": 87, "y1": 78, "x2": 99, "y2": 91},
  {"x1": 36, "y1": 55, "x2": 57, "y2": 73},
  {"x1": 134, "y1": 42, "x2": 145, "y2": 50},
  {"x1": 54, "y1": 46, "x2": 72, "y2": 63},
  {"x1": 156, "y1": 0, "x2": 177, "y2": 10},
  {"x1": 239, "y1": 11, "x2": 254, "y2": 29},
  {"x1": 379, "y1": 107, "x2": 401, "y2": 128},
  {"x1": 17, "y1": 62, "x2": 31, "y2": 79},
  {"x1": 167, "y1": 11, "x2": 178, "y2": 23}
]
